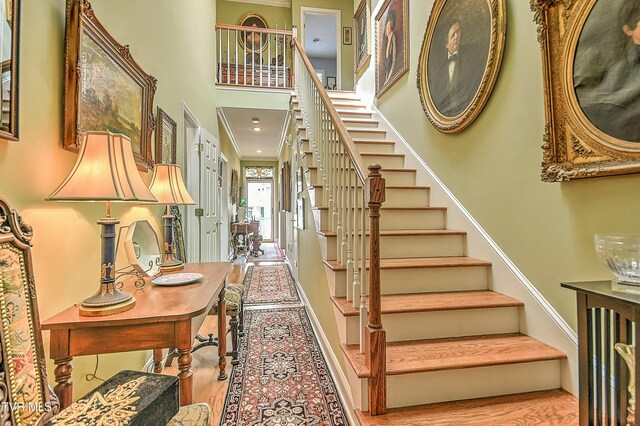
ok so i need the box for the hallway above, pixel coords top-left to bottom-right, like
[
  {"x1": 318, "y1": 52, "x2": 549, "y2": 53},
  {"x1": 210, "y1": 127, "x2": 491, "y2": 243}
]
[{"x1": 164, "y1": 247, "x2": 349, "y2": 425}]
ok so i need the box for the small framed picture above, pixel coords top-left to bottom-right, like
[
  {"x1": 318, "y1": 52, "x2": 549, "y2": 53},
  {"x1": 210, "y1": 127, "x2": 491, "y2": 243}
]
[
  {"x1": 297, "y1": 166, "x2": 303, "y2": 194},
  {"x1": 296, "y1": 198, "x2": 305, "y2": 230},
  {"x1": 343, "y1": 27, "x2": 352, "y2": 45},
  {"x1": 326, "y1": 76, "x2": 337, "y2": 90}
]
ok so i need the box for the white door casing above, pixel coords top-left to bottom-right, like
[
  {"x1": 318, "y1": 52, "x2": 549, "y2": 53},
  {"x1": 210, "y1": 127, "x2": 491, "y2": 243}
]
[
  {"x1": 218, "y1": 154, "x2": 229, "y2": 261},
  {"x1": 183, "y1": 103, "x2": 201, "y2": 263},
  {"x1": 300, "y1": 7, "x2": 342, "y2": 89}
]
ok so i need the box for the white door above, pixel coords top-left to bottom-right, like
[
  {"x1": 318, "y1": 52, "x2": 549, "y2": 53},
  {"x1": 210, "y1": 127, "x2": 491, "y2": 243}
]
[
  {"x1": 183, "y1": 105, "x2": 201, "y2": 263},
  {"x1": 201, "y1": 128, "x2": 219, "y2": 262}
]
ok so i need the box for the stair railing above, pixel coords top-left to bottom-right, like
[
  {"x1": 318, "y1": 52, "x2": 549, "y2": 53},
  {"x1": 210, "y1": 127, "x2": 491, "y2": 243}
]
[
  {"x1": 215, "y1": 24, "x2": 294, "y2": 89},
  {"x1": 292, "y1": 37, "x2": 387, "y2": 415}
]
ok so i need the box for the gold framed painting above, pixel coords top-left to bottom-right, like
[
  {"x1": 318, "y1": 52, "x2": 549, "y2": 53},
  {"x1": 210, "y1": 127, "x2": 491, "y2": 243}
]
[
  {"x1": 354, "y1": 0, "x2": 371, "y2": 75},
  {"x1": 0, "y1": 0, "x2": 19, "y2": 141},
  {"x1": 63, "y1": 0, "x2": 156, "y2": 171},
  {"x1": 375, "y1": 0, "x2": 409, "y2": 98},
  {"x1": 417, "y1": 0, "x2": 506, "y2": 133},
  {"x1": 155, "y1": 107, "x2": 177, "y2": 164},
  {"x1": 532, "y1": 0, "x2": 640, "y2": 181},
  {"x1": 238, "y1": 13, "x2": 269, "y2": 53}
]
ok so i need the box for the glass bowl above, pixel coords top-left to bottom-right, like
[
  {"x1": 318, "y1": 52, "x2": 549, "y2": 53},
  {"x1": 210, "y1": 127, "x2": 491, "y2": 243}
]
[{"x1": 595, "y1": 234, "x2": 640, "y2": 288}]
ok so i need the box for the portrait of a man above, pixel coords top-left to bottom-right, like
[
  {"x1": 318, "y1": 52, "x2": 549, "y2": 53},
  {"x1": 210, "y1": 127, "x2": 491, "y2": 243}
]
[
  {"x1": 375, "y1": 0, "x2": 408, "y2": 97},
  {"x1": 574, "y1": 0, "x2": 640, "y2": 142},
  {"x1": 427, "y1": 0, "x2": 490, "y2": 117}
]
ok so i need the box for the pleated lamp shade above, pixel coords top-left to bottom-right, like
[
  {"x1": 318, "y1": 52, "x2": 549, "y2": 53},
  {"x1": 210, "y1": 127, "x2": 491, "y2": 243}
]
[
  {"x1": 48, "y1": 132, "x2": 157, "y2": 202},
  {"x1": 147, "y1": 163, "x2": 196, "y2": 205}
]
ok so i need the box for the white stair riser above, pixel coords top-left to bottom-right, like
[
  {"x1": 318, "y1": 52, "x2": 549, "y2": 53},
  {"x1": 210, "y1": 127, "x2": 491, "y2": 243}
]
[
  {"x1": 304, "y1": 168, "x2": 318, "y2": 188},
  {"x1": 307, "y1": 170, "x2": 415, "y2": 187},
  {"x1": 326, "y1": 265, "x2": 489, "y2": 297},
  {"x1": 361, "y1": 155, "x2": 404, "y2": 169},
  {"x1": 337, "y1": 111, "x2": 374, "y2": 120},
  {"x1": 347, "y1": 129, "x2": 387, "y2": 140},
  {"x1": 331, "y1": 103, "x2": 368, "y2": 111},
  {"x1": 329, "y1": 98, "x2": 364, "y2": 106},
  {"x1": 300, "y1": 153, "x2": 313, "y2": 168},
  {"x1": 312, "y1": 208, "x2": 445, "y2": 232},
  {"x1": 311, "y1": 187, "x2": 429, "y2": 209},
  {"x1": 386, "y1": 360, "x2": 562, "y2": 408},
  {"x1": 327, "y1": 92, "x2": 361, "y2": 100},
  {"x1": 342, "y1": 307, "x2": 519, "y2": 344},
  {"x1": 354, "y1": 142, "x2": 395, "y2": 154},
  {"x1": 319, "y1": 234, "x2": 466, "y2": 261},
  {"x1": 298, "y1": 127, "x2": 309, "y2": 139},
  {"x1": 343, "y1": 120, "x2": 379, "y2": 129},
  {"x1": 344, "y1": 357, "x2": 368, "y2": 411}
]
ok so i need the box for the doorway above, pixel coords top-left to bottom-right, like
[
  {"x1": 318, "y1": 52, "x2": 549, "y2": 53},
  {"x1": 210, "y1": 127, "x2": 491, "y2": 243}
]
[
  {"x1": 301, "y1": 7, "x2": 341, "y2": 89},
  {"x1": 247, "y1": 180, "x2": 274, "y2": 241}
]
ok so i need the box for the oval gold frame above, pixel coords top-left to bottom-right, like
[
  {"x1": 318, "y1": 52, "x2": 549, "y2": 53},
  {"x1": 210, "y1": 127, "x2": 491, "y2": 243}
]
[
  {"x1": 238, "y1": 12, "x2": 269, "y2": 53},
  {"x1": 417, "y1": 0, "x2": 506, "y2": 133},
  {"x1": 533, "y1": 0, "x2": 640, "y2": 181}
]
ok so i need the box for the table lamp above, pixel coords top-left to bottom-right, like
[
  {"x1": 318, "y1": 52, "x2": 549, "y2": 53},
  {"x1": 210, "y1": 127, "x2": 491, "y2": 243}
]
[
  {"x1": 147, "y1": 163, "x2": 196, "y2": 271},
  {"x1": 47, "y1": 131, "x2": 157, "y2": 316}
]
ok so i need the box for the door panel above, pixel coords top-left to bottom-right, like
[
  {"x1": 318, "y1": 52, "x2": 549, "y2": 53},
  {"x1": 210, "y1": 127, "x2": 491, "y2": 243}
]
[{"x1": 201, "y1": 129, "x2": 218, "y2": 262}]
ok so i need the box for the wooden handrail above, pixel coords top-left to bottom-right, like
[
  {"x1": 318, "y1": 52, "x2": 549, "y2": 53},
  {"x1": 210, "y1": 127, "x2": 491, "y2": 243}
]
[
  {"x1": 215, "y1": 23, "x2": 293, "y2": 36},
  {"x1": 292, "y1": 38, "x2": 368, "y2": 184}
]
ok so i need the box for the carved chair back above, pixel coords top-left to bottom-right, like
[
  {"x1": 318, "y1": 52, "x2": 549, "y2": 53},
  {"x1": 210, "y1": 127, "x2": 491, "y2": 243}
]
[{"x1": 0, "y1": 197, "x2": 57, "y2": 425}]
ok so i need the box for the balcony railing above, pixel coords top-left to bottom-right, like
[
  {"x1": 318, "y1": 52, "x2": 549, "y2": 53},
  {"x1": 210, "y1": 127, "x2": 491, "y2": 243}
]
[{"x1": 216, "y1": 24, "x2": 294, "y2": 89}]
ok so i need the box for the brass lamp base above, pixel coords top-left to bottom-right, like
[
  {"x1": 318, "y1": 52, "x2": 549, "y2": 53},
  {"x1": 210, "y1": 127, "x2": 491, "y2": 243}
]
[
  {"x1": 79, "y1": 298, "x2": 136, "y2": 317},
  {"x1": 161, "y1": 256, "x2": 184, "y2": 272}
]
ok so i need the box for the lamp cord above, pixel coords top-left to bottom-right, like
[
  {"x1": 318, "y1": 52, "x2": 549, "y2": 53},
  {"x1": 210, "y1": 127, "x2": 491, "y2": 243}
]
[{"x1": 85, "y1": 355, "x2": 105, "y2": 383}]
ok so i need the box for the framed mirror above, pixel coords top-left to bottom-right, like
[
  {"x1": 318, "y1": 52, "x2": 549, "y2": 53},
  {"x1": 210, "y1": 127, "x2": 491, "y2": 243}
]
[{"x1": 0, "y1": 0, "x2": 20, "y2": 141}]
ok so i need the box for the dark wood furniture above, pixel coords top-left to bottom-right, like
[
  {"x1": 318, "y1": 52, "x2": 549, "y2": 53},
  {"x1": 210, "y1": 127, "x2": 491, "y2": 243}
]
[
  {"x1": 42, "y1": 262, "x2": 231, "y2": 409},
  {"x1": 562, "y1": 280, "x2": 640, "y2": 426},
  {"x1": 218, "y1": 63, "x2": 292, "y2": 88}
]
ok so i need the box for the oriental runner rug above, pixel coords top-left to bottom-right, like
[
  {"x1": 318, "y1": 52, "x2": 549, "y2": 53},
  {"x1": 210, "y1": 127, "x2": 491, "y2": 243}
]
[
  {"x1": 220, "y1": 307, "x2": 348, "y2": 426},
  {"x1": 243, "y1": 265, "x2": 300, "y2": 304},
  {"x1": 251, "y1": 242, "x2": 285, "y2": 263}
]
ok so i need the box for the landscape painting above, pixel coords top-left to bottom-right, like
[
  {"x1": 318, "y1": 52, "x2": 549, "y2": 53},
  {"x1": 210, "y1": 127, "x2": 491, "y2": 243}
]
[{"x1": 79, "y1": 33, "x2": 143, "y2": 155}]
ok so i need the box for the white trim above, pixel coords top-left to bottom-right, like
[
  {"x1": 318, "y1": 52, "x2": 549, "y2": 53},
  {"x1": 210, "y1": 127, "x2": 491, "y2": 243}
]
[
  {"x1": 276, "y1": 110, "x2": 292, "y2": 158},
  {"x1": 300, "y1": 7, "x2": 342, "y2": 89},
  {"x1": 182, "y1": 102, "x2": 202, "y2": 263},
  {"x1": 285, "y1": 257, "x2": 358, "y2": 426},
  {"x1": 225, "y1": 0, "x2": 290, "y2": 8},
  {"x1": 215, "y1": 85, "x2": 294, "y2": 95},
  {"x1": 371, "y1": 104, "x2": 577, "y2": 344},
  {"x1": 217, "y1": 108, "x2": 241, "y2": 159}
]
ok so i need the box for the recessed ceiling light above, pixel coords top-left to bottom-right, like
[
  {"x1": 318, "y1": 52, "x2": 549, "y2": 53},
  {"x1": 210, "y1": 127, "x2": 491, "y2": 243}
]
[
  {"x1": 252, "y1": 126, "x2": 262, "y2": 132},
  {"x1": 256, "y1": 150, "x2": 262, "y2": 153},
  {"x1": 251, "y1": 118, "x2": 260, "y2": 124},
  {"x1": 312, "y1": 38, "x2": 321, "y2": 44}
]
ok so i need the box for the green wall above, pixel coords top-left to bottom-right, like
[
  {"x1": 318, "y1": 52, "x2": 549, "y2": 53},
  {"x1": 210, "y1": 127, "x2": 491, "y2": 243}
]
[
  {"x1": 359, "y1": 0, "x2": 640, "y2": 330},
  {"x1": 0, "y1": 0, "x2": 219, "y2": 397},
  {"x1": 217, "y1": 0, "x2": 291, "y2": 29}
]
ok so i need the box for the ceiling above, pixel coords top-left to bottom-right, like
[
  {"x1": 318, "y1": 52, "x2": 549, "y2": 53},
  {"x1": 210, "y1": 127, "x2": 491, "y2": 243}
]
[
  {"x1": 220, "y1": 107, "x2": 289, "y2": 160},
  {"x1": 304, "y1": 13, "x2": 337, "y2": 59}
]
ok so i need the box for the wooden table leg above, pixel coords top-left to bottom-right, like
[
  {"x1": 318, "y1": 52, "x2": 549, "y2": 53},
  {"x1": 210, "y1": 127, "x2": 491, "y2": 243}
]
[
  {"x1": 53, "y1": 356, "x2": 73, "y2": 409},
  {"x1": 153, "y1": 349, "x2": 163, "y2": 373},
  {"x1": 177, "y1": 347, "x2": 193, "y2": 406},
  {"x1": 217, "y1": 288, "x2": 228, "y2": 380}
]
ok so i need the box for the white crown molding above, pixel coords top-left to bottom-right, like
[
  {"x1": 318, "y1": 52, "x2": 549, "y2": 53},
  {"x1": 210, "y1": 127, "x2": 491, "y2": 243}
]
[
  {"x1": 216, "y1": 108, "x2": 241, "y2": 159},
  {"x1": 224, "y1": 0, "x2": 291, "y2": 9}
]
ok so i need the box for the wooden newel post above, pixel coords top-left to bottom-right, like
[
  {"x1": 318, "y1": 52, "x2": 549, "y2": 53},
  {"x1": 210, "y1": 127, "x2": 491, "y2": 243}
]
[{"x1": 365, "y1": 163, "x2": 387, "y2": 415}]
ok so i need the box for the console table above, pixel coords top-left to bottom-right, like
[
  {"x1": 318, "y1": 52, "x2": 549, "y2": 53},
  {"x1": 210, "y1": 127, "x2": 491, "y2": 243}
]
[
  {"x1": 42, "y1": 262, "x2": 231, "y2": 409},
  {"x1": 562, "y1": 280, "x2": 640, "y2": 425}
]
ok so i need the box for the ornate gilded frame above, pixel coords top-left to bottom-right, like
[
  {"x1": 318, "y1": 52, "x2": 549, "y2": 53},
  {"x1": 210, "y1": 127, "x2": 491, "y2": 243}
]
[
  {"x1": 0, "y1": 0, "x2": 19, "y2": 141},
  {"x1": 532, "y1": 0, "x2": 640, "y2": 181},
  {"x1": 238, "y1": 13, "x2": 269, "y2": 53},
  {"x1": 417, "y1": 0, "x2": 506, "y2": 133},
  {"x1": 155, "y1": 107, "x2": 177, "y2": 164},
  {"x1": 63, "y1": 0, "x2": 157, "y2": 171},
  {"x1": 354, "y1": 0, "x2": 371, "y2": 75},
  {"x1": 375, "y1": 0, "x2": 409, "y2": 98}
]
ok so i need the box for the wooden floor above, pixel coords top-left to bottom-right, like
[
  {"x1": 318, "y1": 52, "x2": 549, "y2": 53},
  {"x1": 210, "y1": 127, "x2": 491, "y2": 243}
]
[{"x1": 161, "y1": 260, "x2": 246, "y2": 425}]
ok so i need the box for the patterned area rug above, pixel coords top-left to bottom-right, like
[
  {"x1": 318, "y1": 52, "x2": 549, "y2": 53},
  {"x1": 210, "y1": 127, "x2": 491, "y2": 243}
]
[
  {"x1": 243, "y1": 265, "x2": 300, "y2": 304},
  {"x1": 221, "y1": 307, "x2": 348, "y2": 425},
  {"x1": 251, "y1": 242, "x2": 285, "y2": 263}
]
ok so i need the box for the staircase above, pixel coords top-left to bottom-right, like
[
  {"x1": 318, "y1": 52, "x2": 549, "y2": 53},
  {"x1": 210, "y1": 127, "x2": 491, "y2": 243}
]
[{"x1": 292, "y1": 90, "x2": 578, "y2": 424}]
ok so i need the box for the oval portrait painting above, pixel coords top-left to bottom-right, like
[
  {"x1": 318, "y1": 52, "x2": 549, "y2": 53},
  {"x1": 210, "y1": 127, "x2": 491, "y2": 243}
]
[
  {"x1": 417, "y1": 0, "x2": 506, "y2": 133},
  {"x1": 574, "y1": 0, "x2": 640, "y2": 144}
]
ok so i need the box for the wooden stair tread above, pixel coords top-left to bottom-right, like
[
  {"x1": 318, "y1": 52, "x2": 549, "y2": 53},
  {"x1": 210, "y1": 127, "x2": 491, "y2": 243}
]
[
  {"x1": 346, "y1": 127, "x2": 386, "y2": 133},
  {"x1": 318, "y1": 229, "x2": 466, "y2": 237},
  {"x1": 360, "y1": 152, "x2": 405, "y2": 158},
  {"x1": 313, "y1": 206, "x2": 443, "y2": 212},
  {"x1": 311, "y1": 184, "x2": 427, "y2": 190},
  {"x1": 355, "y1": 389, "x2": 578, "y2": 425},
  {"x1": 331, "y1": 291, "x2": 523, "y2": 317},
  {"x1": 324, "y1": 256, "x2": 491, "y2": 271},
  {"x1": 342, "y1": 333, "x2": 567, "y2": 378},
  {"x1": 354, "y1": 140, "x2": 395, "y2": 145},
  {"x1": 305, "y1": 167, "x2": 415, "y2": 173}
]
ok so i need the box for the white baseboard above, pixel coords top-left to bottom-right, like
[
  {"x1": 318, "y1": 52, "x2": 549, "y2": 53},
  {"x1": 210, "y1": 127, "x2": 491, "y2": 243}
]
[{"x1": 291, "y1": 266, "x2": 358, "y2": 425}]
